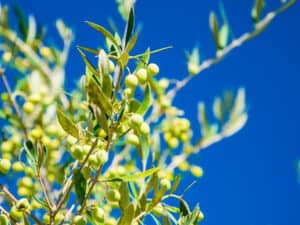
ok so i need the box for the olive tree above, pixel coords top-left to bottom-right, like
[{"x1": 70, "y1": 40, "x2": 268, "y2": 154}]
[{"x1": 0, "y1": 0, "x2": 296, "y2": 224}]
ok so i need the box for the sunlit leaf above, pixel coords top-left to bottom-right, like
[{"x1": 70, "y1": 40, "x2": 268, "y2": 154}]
[
  {"x1": 57, "y1": 106, "x2": 79, "y2": 139},
  {"x1": 74, "y1": 169, "x2": 87, "y2": 205}
]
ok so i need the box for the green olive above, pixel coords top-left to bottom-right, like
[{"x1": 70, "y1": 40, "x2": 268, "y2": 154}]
[
  {"x1": 129, "y1": 114, "x2": 144, "y2": 128},
  {"x1": 16, "y1": 198, "x2": 29, "y2": 211},
  {"x1": 10, "y1": 206, "x2": 23, "y2": 221},
  {"x1": 23, "y1": 101, "x2": 35, "y2": 114},
  {"x1": 91, "y1": 207, "x2": 105, "y2": 223},
  {"x1": 12, "y1": 161, "x2": 24, "y2": 172},
  {"x1": 0, "y1": 159, "x2": 11, "y2": 174},
  {"x1": 126, "y1": 133, "x2": 140, "y2": 146},
  {"x1": 125, "y1": 74, "x2": 138, "y2": 88},
  {"x1": 96, "y1": 150, "x2": 108, "y2": 165},
  {"x1": 1, "y1": 140, "x2": 14, "y2": 153},
  {"x1": 72, "y1": 215, "x2": 86, "y2": 225},
  {"x1": 147, "y1": 63, "x2": 160, "y2": 76},
  {"x1": 135, "y1": 68, "x2": 148, "y2": 84},
  {"x1": 0, "y1": 214, "x2": 9, "y2": 225},
  {"x1": 139, "y1": 122, "x2": 150, "y2": 135}
]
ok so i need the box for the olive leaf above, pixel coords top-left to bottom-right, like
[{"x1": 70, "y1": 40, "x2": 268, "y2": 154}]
[
  {"x1": 124, "y1": 6, "x2": 135, "y2": 46},
  {"x1": 77, "y1": 48, "x2": 98, "y2": 76},
  {"x1": 136, "y1": 84, "x2": 151, "y2": 115},
  {"x1": 117, "y1": 203, "x2": 135, "y2": 225},
  {"x1": 74, "y1": 169, "x2": 87, "y2": 205},
  {"x1": 209, "y1": 11, "x2": 220, "y2": 49},
  {"x1": 86, "y1": 76, "x2": 113, "y2": 116},
  {"x1": 57, "y1": 106, "x2": 79, "y2": 139},
  {"x1": 119, "y1": 182, "x2": 130, "y2": 211},
  {"x1": 86, "y1": 21, "x2": 121, "y2": 53}
]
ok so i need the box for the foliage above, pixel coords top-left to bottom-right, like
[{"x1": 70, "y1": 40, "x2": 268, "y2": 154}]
[{"x1": 0, "y1": 1, "x2": 296, "y2": 224}]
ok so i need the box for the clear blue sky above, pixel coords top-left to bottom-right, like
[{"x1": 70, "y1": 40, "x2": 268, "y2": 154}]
[{"x1": 8, "y1": 0, "x2": 300, "y2": 225}]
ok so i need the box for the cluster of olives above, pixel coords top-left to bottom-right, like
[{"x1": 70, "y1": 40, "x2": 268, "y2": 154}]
[
  {"x1": 124, "y1": 63, "x2": 159, "y2": 98},
  {"x1": 125, "y1": 113, "x2": 150, "y2": 146},
  {"x1": 162, "y1": 117, "x2": 191, "y2": 149}
]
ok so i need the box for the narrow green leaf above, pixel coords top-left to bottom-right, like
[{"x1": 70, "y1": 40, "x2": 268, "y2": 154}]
[
  {"x1": 77, "y1": 48, "x2": 98, "y2": 76},
  {"x1": 252, "y1": 0, "x2": 265, "y2": 23},
  {"x1": 219, "y1": 23, "x2": 229, "y2": 48},
  {"x1": 57, "y1": 106, "x2": 79, "y2": 139},
  {"x1": 209, "y1": 11, "x2": 220, "y2": 49},
  {"x1": 119, "y1": 182, "x2": 130, "y2": 211},
  {"x1": 22, "y1": 215, "x2": 30, "y2": 225},
  {"x1": 86, "y1": 21, "x2": 121, "y2": 52},
  {"x1": 170, "y1": 175, "x2": 181, "y2": 194},
  {"x1": 198, "y1": 102, "x2": 210, "y2": 138},
  {"x1": 74, "y1": 169, "x2": 87, "y2": 205},
  {"x1": 106, "y1": 167, "x2": 160, "y2": 182},
  {"x1": 179, "y1": 198, "x2": 190, "y2": 216},
  {"x1": 124, "y1": 7, "x2": 135, "y2": 45},
  {"x1": 125, "y1": 33, "x2": 138, "y2": 54},
  {"x1": 87, "y1": 77, "x2": 113, "y2": 116},
  {"x1": 77, "y1": 45, "x2": 99, "y2": 55},
  {"x1": 26, "y1": 15, "x2": 36, "y2": 44},
  {"x1": 136, "y1": 48, "x2": 150, "y2": 70},
  {"x1": 13, "y1": 4, "x2": 28, "y2": 40},
  {"x1": 136, "y1": 84, "x2": 151, "y2": 115},
  {"x1": 98, "y1": 49, "x2": 110, "y2": 77},
  {"x1": 117, "y1": 203, "x2": 135, "y2": 225}
]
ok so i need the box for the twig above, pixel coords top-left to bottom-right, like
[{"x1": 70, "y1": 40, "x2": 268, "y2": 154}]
[
  {"x1": 0, "y1": 28, "x2": 52, "y2": 80},
  {"x1": 0, "y1": 68, "x2": 28, "y2": 139},
  {"x1": 53, "y1": 139, "x2": 99, "y2": 216},
  {"x1": 0, "y1": 185, "x2": 43, "y2": 225},
  {"x1": 167, "y1": 0, "x2": 297, "y2": 99}
]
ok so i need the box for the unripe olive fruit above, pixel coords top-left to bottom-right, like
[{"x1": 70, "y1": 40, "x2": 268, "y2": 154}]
[
  {"x1": 124, "y1": 88, "x2": 133, "y2": 98},
  {"x1": 135, "y1": 68, "x2": 148, "y2": 84},
  {"x1": 43, "y1": 214, "x2": 50, "y2": 224},
  {"x1": 2, "y1": 51, "x2": 12, "y2": 63},
  {"x1": 17, "y1": 187, "x2": 31, "y2": 197},
  {"x1": 91, "y1": 207, "x2": 105, "y2": 223},
  {"x1": 0, "y1": 214, "x2": 9, "y2": 225},
  {"x1": 126, "y1": 133, "x2": 140, "y2": 146},
  {"x1": 96, "y1": 150, "x2": 108, "y2": 165},
  {"x1": 16, "y1": 198, "x2": 29, "y2": 211},
  {"x1": 40, "y1": 47, "x2": 52, "y2": 58},
  {"x1": 167, "y1": 137, "x2": 179, "y2": 149},
  {"x1": 129, "y1": 114, "x2": 143, "y2": 127},
  {"x1": 147, "y1": 63, "x2": 160, "y2": 76},
  {"x1": 1, "y1": 141, "x2": 14, "y2": 153},
  {"x1": 30, "y1": 127, "x2": 43, "y2": 139},
  {"x1": 139, "y1": 122, "x2": 150, "y2": 135},
  {"x1": 106, "y1": 189, "x2": 121, "y2": 202},
  {"x1": 160, "y1": 178, "x2": 171, "y2": 190},
  {"x1": 28, "y1": 93, "x2": 42, "y2": 104},
  {"x1": 190, "y1": 166, "x2": 204, "y2": 178},
  {"x1": 19, "y1": 176, "x2": 33, "y2": 188},
  {"x1": 12, "y1": 161, "x2": 24, "y2": 172},
  {"x1": 72, "y1": 215, "x2": 86, "y2": 225},
  {"x1": 125, "y1": 74, "x2": 138, "y2": 88},
  {"x1": 10, "y1": 206, "x2": 23, "y2": 221},
  {"x1": 158, "y1": 78, "x2": 169, "y2": 89},
  {"x1": 0, "y1": 158, "x2": 11, "y2": 174},
  {"x1": 23, "y1": 101, "x2": 35, "y2": 114}
]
